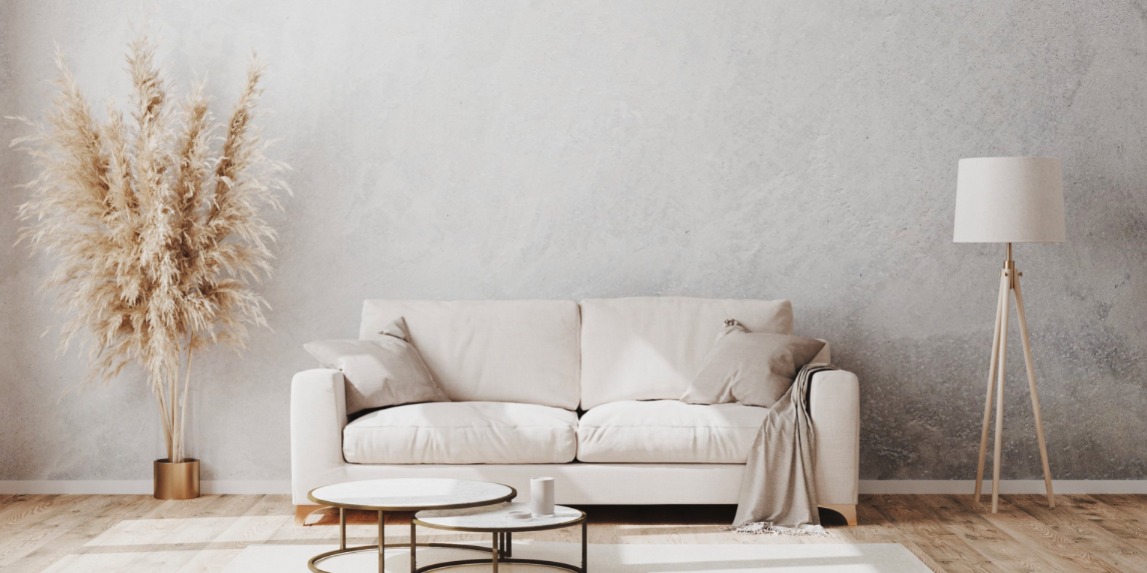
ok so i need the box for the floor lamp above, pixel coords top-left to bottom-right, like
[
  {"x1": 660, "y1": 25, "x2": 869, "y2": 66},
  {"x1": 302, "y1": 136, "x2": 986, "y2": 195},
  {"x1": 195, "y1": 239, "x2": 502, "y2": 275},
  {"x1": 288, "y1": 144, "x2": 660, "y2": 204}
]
[{"x1": 954, "y1": 157, "x2": 1064, "y2": 513}]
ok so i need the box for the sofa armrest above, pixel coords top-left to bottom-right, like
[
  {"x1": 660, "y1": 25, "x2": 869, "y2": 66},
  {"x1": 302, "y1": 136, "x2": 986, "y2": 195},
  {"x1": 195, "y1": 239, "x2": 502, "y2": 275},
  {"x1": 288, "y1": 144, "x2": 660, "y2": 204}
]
[
  {"x1": 809, "y1": 369, "x2": 860, "y2": 505},
  {"x1": 291, "y1": 368, "x2": 348, "y2": 504}
]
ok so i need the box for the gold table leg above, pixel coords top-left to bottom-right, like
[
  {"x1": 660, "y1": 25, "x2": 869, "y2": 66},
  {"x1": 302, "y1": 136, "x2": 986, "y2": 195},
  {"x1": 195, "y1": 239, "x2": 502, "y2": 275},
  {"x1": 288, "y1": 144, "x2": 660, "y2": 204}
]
[
  {"x1": 492, "y1": 532, "x2": 499, "y2": 572},
  {"x1": 383, "y1": 511, "x2": 392, "y2": 573},
  {"x1": 582, "y1": 519, "x2": 588, "y2": 572},
  {"x1": 339, "y1": 508, "x2": 346, "y2": 550}
]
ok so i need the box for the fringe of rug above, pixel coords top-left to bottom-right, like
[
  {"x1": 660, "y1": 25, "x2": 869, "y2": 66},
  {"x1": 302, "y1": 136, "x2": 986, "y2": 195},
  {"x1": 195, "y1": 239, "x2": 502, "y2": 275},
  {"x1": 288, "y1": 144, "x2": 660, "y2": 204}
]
[{"x1": 723, "y1": 522, "x2": 828, "y2": 536}]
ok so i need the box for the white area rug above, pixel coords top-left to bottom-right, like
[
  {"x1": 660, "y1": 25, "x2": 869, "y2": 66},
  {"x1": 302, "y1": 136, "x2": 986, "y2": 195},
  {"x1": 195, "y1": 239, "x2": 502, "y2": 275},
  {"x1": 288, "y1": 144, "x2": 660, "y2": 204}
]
[{"x1": 222, "y1": 542, "x2": 931, "y2": 572}]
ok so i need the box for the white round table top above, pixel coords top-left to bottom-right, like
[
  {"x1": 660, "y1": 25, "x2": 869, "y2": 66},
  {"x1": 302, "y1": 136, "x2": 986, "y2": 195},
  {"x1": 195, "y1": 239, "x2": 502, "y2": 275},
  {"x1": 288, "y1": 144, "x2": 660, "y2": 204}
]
[
  {"x1": 414, "y1": 502, "x2": 585, "y2": 532},
  {"x1": 308, "y1": 479, "x2": 515, "y2": 511}
]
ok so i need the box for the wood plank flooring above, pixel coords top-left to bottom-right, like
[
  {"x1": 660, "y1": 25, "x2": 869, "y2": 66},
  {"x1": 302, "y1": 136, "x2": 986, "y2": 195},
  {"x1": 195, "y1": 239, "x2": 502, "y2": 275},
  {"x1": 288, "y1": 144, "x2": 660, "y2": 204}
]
[{"x1": 1, "y1": 494, "x2": 1145, "y2": 572}]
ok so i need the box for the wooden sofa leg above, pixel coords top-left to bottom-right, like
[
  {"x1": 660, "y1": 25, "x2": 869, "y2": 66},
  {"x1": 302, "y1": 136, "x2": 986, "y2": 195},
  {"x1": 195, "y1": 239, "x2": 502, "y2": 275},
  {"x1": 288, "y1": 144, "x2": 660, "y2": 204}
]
[
  {"x1": 295, "y1": 505, "x2": 324, "y2": 526},
  {"x1": 821, "y1": 504, "x2": 858, "y2": 526}
]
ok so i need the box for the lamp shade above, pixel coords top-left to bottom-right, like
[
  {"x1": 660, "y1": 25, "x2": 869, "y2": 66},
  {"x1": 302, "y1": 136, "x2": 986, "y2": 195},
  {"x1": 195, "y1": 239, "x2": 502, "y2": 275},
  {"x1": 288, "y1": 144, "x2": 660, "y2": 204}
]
[{"x1": 953, "y1": 157, "x2": 1065, "y2": 243}]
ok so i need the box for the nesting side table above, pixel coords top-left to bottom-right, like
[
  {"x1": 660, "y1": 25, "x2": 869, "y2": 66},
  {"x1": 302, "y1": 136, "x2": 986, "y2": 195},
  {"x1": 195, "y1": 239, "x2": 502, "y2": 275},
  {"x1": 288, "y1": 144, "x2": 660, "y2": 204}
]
[
  {"x1": 305, "y1": 478, "x2": 516, "y2": 573},
  {"x1": 413, "y1": 502, "x2": 587, "y2": 572}
]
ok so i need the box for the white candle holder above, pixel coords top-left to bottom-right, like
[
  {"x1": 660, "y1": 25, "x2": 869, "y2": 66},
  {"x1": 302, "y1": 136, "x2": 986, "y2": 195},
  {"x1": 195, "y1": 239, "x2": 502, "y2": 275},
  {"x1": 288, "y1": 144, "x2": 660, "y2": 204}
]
[{"x1": 530, "y1": 477, "x2": 554, "y2": 517}]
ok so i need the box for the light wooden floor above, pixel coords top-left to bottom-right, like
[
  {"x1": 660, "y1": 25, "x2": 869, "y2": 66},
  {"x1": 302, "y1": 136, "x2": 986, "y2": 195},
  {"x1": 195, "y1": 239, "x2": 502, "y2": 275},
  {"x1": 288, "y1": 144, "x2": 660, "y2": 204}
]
[{"x1": 2, "y1": 493, "x2": 1146, "y2": 572}]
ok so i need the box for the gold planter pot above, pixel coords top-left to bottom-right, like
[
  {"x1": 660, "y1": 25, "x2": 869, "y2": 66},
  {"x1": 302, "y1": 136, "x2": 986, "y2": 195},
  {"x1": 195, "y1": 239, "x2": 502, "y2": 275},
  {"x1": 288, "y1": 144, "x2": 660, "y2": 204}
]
[{"x1": 154, "y1": 458, "x2": 200, "y2": 500}]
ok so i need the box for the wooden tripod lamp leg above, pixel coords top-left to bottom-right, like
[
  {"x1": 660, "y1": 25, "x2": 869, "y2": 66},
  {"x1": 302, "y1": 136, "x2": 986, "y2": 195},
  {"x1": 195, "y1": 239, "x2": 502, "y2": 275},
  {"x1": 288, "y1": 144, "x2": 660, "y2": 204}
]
[
  {"x1": 991, "y1": 270, "x2": 1012, "y2": 514},
  {"x1": 1012, "y1": 275, "x2": 1056, "y2": 508},
  {"x1": 975, "y1": 272, "x2": 1010, "y2": 501}
]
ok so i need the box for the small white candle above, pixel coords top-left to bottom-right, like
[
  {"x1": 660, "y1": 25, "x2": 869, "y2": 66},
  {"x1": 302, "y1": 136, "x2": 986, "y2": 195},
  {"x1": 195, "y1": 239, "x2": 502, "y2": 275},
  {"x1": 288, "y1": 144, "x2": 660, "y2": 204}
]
[{"x1": 530, "y1": 477, "x2": 554, "y2": 517}]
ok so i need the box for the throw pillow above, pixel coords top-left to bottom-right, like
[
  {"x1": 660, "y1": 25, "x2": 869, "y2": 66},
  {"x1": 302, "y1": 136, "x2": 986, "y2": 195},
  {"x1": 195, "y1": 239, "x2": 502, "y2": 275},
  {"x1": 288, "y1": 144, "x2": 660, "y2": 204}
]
[
  {"x1": 681, "y1": 319, "x2": 825, "y2": 408},
  {"x1": 304, "y1": 317, "x2": 449, "y2": 414}
]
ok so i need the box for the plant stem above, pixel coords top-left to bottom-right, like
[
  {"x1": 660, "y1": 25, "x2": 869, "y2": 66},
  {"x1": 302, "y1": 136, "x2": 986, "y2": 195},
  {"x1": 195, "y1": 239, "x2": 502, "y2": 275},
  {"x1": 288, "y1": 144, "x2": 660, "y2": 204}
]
[
  {"x1": 170, "y1": 366, "x2": 177, "y2": 462},
  {"x1": 177, "y1": 335, "x2": 193, "y2": 463},
  {"x1": 155, "y1": 389, "x2": 173, "y2": 461}
]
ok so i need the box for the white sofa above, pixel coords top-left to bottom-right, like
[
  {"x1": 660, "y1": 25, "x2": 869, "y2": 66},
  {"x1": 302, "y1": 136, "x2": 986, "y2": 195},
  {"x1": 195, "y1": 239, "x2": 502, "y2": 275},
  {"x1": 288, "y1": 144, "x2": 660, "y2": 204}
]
[{"x1": 291, "y1": 297, "x2": 860, "y2": 524}]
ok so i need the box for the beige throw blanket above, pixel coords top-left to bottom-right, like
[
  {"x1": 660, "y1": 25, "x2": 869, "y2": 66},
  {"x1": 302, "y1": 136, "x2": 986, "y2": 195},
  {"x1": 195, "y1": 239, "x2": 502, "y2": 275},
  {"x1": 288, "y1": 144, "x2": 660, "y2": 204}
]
[{"x1": 732, "y1": 363, "x2": 836, "y2": 535}]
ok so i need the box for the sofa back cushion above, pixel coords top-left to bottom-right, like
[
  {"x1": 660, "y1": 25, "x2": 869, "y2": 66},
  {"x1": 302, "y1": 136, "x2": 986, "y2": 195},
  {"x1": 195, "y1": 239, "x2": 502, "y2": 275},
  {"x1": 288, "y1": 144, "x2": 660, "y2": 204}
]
[
  {"x1": 579, "y1": 297, "x2": 793, "y2": 409},
  {"x1": 360, "y1": 300, "x2": 580, "y2": 410}
]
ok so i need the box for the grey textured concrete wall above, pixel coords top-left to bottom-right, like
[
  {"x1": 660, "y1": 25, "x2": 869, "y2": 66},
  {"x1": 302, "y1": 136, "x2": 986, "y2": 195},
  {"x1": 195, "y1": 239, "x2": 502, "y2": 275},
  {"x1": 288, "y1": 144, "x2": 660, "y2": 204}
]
[{"x1": 1, "y1": 1, "x2": 1144, "y2": 482}]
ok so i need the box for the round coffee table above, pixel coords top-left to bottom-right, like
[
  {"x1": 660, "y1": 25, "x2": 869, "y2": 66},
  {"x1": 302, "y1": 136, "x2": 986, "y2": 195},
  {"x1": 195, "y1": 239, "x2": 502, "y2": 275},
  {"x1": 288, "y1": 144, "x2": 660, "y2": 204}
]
[
  {"x1": 412, "y1": 502, "x2": 587, "y2": 572},
  {"x1": 306, "y1": 478, "x2": 516, "y2": 573}
]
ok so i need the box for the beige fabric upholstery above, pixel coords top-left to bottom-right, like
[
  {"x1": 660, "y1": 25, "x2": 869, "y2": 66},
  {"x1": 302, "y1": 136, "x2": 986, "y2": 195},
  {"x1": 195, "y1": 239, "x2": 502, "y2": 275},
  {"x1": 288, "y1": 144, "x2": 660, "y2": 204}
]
[
  {"x1": 810, "y1": 369, "x2": 860, "y2": 504},
  {"x1": 579, "y1": 297, "x2": 794, "y2": 409},
  {"x1": 359, "y1": 300, "x2": 580, "y2": 410},
  {"x1": 577, "y1": 400, "x2": 768, "y2": 463},
  {"x1": 304, "y1": 318, "x2": 449, "y2": 415},
  {"x1": 810, "y1": 343, "x2": 831, "y2": 364},
  {"x1": 343, "y1": 401, "x2": 578, "y2": 464},
  {"x1": 292, "y1": 463, "x2": 747, "y2": 506},
  {"x1": 290, "y1": 297, "x2": 858, "y2": 509},
  {"x1": 682, "y1": 321, "x2": 826, "y2": 409},
  {"x1": 291, "y1": 369, "x2": 348, "y2": 498}
]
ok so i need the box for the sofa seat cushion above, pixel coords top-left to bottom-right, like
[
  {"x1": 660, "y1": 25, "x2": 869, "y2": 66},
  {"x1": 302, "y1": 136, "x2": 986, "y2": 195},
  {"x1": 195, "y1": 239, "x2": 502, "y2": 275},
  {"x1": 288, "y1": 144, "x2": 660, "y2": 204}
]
[
  {"x1": 576, "y1": 400, "x2": 767, "y2": 463},
  {"x1": 344, "y1": 402, "x2": 578, "y2": 464}
]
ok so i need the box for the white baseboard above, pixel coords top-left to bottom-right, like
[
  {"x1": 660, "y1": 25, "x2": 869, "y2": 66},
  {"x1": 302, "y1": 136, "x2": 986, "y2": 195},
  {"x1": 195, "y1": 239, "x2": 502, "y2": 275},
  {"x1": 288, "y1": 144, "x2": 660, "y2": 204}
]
[
  {"x1": 0, "y1": 480, "x2": 292, "y2": 495},
  {"x1": 859, "y1": 480, "x2": 1147, "y2": 494},
  {"x1": 1, "y1": 479, "x2": 1144, "y2": 496}
]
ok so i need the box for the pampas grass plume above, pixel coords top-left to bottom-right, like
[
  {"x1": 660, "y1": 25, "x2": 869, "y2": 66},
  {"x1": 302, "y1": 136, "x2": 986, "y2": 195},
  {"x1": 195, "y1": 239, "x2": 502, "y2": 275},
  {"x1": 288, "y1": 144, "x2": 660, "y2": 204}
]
[{"x1": 10, "y1": 35, "x2": 289, "y2": 463}]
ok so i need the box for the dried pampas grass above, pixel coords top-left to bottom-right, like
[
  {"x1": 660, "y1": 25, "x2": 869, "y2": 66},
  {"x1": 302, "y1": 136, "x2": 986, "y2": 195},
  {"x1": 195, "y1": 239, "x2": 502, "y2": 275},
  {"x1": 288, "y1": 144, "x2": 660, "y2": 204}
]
[{"x1": 10, "y1": 35, "x2": 289, "y2": 463}]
